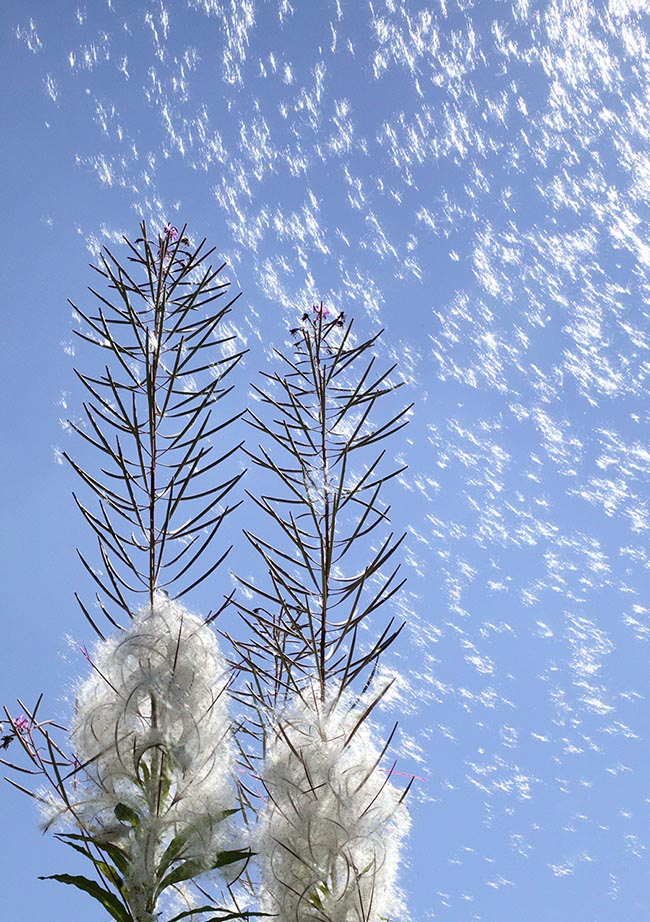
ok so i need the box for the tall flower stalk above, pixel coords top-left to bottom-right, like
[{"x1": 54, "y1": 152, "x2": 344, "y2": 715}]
[
  {"x1": 3, "y1": 224, "x2": 250, "y2": 922},
  {"x1": 232, "y1": 308, "x2": 412, "y2": 921},
  {"x1": 66, "y1": 221, "x2": 245, "y2": 630},
  {"x1": 235, "y1": 307, "x2": 410, "y2": 704}
]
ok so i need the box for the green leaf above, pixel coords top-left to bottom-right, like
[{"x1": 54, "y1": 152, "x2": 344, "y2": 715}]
[
  {"x1": 115, "y1": 802, "x2": 140, "y2": 827},
  {"x1": 158, "y1": 849, "x2": 249, "y2": 893},
  {"x1": 158, "y1": 858, "x2": 203, "y2": 891},
  {"x1": 216, "y1": 807, "x2": 241, "y2": 822},
  {"x1": 138, "y1": 757, "x2": 150, "y2": 786},
  {"x1": 97, "y1": 861, "x2": 125, "y2": 892},
  {"x1": 209, "y1": 848, "x2": 251, "y2": 870},
  {"x1": 158, "y1": 767, "x2": 172, "y2": 807},
  {"x1": 39, "y1": 873, "x2": 132, "y2": 922},
  {"x1": 55, "y1": 834, "x2": 94, "y2": 863},
  {"x1": 167, "y1": 907, "x2": 225, "y2": 922},
  {"x1": 57, "y1": 832, "x2": 131, "y2": 876},
  {"x1": 100, "y1": 842, "x2": 132, "y2": 876},
  {"x1": 201, "y1": 914, "x2": 273, "y2": 922},
  {"x1": 156, "y1": 830, "x2": 190, "y2": 880},
  {"x1": 156, "y1": 809, "x2": 241, "y2": 884},
  {"x1": 308, "y1": 889, "x2": 325, "y2": 910}
]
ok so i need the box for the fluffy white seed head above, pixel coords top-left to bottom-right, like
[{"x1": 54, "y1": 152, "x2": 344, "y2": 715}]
[
  {"x1": 64, "y1": 596, "x2": 236, "y2": 890},
  {"x1": 258, "y1": 686, "x2": 410, "y2": 922}
]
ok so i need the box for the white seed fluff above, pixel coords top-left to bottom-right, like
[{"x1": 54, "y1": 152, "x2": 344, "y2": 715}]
[
  {"x1": 62, "y1": 596, "x2": 236, "y2": 917},
  {"x1": 258, "y1": 687, "x2": 410, "y2": 922}
]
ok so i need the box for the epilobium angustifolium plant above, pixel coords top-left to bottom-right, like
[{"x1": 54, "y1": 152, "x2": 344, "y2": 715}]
[
  {"x1": 232, "y1": 308, "x2": 413, "y2": 921},
  {"x1": 3, "y1": 224, "x2": 251, "y2": 922},
  {"x1": 3, "y1": 227, "x2": 414, "y2": 922}
]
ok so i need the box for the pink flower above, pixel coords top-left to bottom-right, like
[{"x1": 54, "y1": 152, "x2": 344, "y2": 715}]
[
  {"x1": 14, "y1": 715, "x2": 29, "y2": 734},
  {"x1": 163, "y1": 223, "x2": 179, "y2": 241},
  {"x1": 313, "y1": 303, "x2": 330, "y2": 317}
]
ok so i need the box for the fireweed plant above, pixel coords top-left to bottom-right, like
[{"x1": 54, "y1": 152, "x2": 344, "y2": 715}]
[
  {"x1": 3, "y1": 224, "x2": 250, "y2": 922},
  {"x1": 3, "y1": 226, "x2": 414, "y2": 922},
  {"x1": 230, "y1": 307, "x2": 413, "y2": 921}
]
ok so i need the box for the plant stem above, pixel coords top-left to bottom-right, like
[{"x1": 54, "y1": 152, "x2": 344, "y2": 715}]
[{"x1": 317, "y1": 321, "x2": 331, "y2": 703}]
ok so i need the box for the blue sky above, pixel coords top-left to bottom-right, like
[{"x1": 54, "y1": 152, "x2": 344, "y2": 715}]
[{"x1": 4, "y1": 0, "x2": 650, "y2": 919}]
